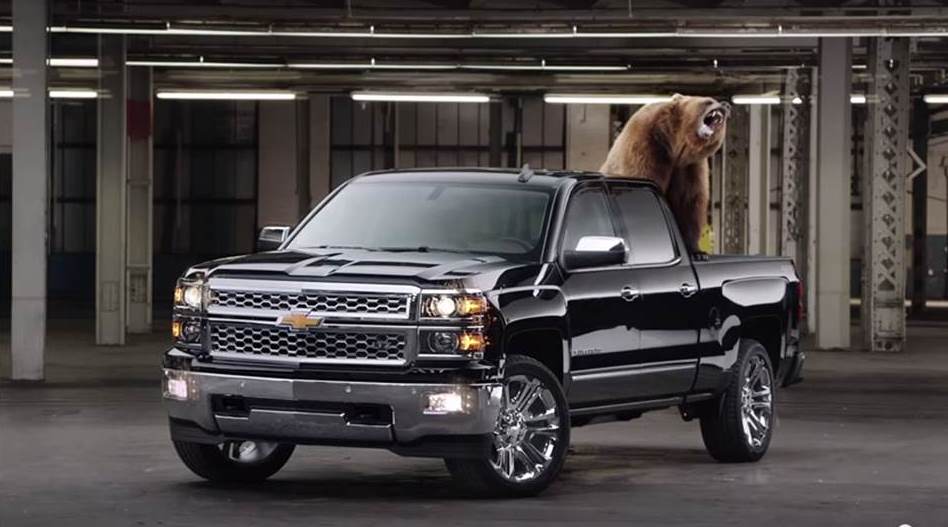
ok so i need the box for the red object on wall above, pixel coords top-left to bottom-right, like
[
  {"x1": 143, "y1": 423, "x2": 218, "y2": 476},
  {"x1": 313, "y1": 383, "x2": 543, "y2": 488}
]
[{"x1": 127, "y1": 99, "x2": 152, "y2": 140}]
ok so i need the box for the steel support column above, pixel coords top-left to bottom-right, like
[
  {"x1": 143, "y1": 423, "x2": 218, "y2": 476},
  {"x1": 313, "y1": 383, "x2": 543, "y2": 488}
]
[
  {"x1": 722, "y1": 105, "x2": 749, "y2": 254},
  {"x1": 815, "y1": 38, "x2": 852, "y2": 350},
  {"x1": 126, "y1": 66, "x2": 152, "y2": 334},
  {"x1": 96, "y1": 35, "x2": 127, "y2": 345},
  {"x1": 11, "y1": 0, "x2": 48, "y2": 379},
  {"x1": 748, "y1": 105, "x2": 772, "y2": 255},
  {"x1": 861, "y1": 37, "x2": 911, "y2": 352},
  {"x1": 781, "y1": 68, "x2": 811, "y2": 306}
]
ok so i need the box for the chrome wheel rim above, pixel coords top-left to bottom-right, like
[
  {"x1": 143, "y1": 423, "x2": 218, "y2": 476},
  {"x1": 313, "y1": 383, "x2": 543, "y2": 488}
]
[
  {"x1": 489, "y1": 374, "x2": 561, "y2": 483},
  {"x1": 219, "y1": 441, "x2": 279, "y2": 464},
  {"x1": 740, "y1": 355, "x2": 773, "y2": 450}
]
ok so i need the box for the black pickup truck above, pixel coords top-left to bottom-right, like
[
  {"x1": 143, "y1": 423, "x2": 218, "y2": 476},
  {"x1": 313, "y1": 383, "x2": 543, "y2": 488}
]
[{"x1": 163, "y1": 168, "x2": 804, "y2": 497}]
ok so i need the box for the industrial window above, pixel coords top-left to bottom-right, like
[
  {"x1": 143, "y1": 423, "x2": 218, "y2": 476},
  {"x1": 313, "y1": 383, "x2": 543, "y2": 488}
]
[{"x1": 153, "y1": 100, "x2": 258, "y2": 298}]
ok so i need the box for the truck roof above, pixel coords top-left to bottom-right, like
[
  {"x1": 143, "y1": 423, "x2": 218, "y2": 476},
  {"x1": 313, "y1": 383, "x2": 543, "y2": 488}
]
[{"x1": 353, "y1": 167, "x2": 658, "y2": 190}]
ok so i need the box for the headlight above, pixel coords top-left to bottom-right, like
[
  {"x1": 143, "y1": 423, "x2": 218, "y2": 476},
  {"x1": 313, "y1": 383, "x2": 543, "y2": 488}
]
[
  {"x1": 174, "y1": 279, "x2": 205, "y2": 310},
  {"x1": 421, "y1": 292, "x2": 488, "y2": 319}
]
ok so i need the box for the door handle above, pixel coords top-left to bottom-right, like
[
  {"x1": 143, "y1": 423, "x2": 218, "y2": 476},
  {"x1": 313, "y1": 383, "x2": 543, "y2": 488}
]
[
  {"x1": 679, "y1": 282, "x2": 698, "y2": 298},
  {"x1": 620, "y1": 286, "x2": 641, "y2": 302}
]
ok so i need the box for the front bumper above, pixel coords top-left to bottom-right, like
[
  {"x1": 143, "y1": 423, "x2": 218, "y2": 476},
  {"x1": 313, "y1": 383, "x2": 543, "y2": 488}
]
[{"x1": 163, "y1": 365, "x2": 503, "y2": 458}]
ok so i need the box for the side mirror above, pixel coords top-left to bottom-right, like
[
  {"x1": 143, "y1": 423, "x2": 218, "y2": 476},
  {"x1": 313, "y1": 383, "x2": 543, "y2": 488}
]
[
  {"x1": 256, "y1": 225, "x2": 291, "y2": 252},
  {"x1": 563, "y1": 236, "x2": 627, "y2": 270}
]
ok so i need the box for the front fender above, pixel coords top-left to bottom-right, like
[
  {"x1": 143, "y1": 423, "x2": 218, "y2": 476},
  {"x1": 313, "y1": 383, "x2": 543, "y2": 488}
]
[{"x1": 488, "y1": 285, "x2": 570, "y2": 373}]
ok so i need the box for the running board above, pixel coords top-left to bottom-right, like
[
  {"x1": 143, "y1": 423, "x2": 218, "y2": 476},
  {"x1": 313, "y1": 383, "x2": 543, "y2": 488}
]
[{"x1": 570, "y1": 396, "x2": 683, "y2": 417}]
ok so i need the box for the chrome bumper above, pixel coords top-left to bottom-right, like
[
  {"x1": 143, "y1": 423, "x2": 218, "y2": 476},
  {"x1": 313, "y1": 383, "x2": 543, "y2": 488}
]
[{"x1": 163, "y1": 368, "x2": 503, "y2": 446}]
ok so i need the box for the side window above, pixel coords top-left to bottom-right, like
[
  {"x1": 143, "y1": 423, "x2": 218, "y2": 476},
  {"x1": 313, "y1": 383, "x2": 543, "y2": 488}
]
[
  {"x1": 610, "y1": 186, "x2": 677, "y2": 265},
  {"x1": 562, "y1": 186, "x2": 617, "y2": 251}
]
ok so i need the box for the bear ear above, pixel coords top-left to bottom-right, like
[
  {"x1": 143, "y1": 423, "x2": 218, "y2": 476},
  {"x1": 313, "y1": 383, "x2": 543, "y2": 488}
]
[{"x1": 670, "y1": 93, "x2": 684, "y2": 101}]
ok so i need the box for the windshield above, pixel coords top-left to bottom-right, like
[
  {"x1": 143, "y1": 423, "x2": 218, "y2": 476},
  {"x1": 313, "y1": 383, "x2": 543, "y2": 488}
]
[{"x1": 287, "y1": 179, "x2": 554, "y2": 259}]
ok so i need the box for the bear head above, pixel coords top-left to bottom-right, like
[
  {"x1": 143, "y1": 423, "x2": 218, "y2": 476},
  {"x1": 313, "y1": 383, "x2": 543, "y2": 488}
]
[{"x1": 656, "y1": 94, "x2": 730, "y2": 164}]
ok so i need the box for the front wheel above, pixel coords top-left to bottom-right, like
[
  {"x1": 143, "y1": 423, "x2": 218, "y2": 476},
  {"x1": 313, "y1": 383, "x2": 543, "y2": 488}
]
[
  {"x1": 173, "y1": 440, "x2": 295, "y2": 483},
  {"x1": 445, "y1": 355, "x2": 570, "y2": 497},
  {"x1": 699, "y1": 339, "x2": 775, "y2": 462}
]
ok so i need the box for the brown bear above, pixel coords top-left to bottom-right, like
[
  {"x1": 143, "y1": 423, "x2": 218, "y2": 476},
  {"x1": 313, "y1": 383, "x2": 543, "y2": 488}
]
[{"x1": 600, "y1": 94, "x2": 730, "y2": 255}]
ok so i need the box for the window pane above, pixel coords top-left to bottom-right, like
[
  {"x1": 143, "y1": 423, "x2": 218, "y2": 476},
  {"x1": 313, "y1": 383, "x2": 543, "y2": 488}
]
[
  {"x1": 611, "y1": 186, "x2": 676, "y2": 265},
  {"x1": 562, "y1": 186, "x2": 615, "y2": 251}
]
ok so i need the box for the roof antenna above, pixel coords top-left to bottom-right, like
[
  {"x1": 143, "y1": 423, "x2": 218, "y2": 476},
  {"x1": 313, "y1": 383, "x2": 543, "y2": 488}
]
[{"x1": 518, "y1": 163, "x2": 534, "y2": 183}]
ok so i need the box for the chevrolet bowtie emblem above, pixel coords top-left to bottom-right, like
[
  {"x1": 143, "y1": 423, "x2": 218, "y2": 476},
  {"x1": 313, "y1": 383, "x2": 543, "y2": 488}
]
[{"x1": 276, "y1": 311, "x2": 323, "y2": 331}]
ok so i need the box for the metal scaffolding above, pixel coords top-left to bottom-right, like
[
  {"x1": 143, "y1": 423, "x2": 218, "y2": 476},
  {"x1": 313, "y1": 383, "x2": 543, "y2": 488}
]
[
  {"x1": 862, "y1": 37, "x2": 910, "y2": 352},
  {"x1": 722, "y1": 105, "x2": 749, "y2": 254},
  {"x1": 781, "y1": 68, "x2": 811, "y2": 272}
]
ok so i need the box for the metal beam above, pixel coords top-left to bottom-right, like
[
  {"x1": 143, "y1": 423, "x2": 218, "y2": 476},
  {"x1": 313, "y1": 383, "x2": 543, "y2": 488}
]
[
  {"x1": 861, "y1": 37, "x2": 910, "y2": 352},
  {"x1": 910, "y1": 100, "x2": 930, "y2": 315},
  {"x1": 748, "y1": 104, "x2": 771, "y2": 255},
  {"x1": 815, "y1": 37, "x2": 852, "y2": 350},
  {"x1": 11, "y1": 0, "x2": 48, "y2": 380},
  {"x1": 721, "y1": 105, "x2": 749, "y2": 254},
  {"x1": 781, "y1": 68, "x2": 811, "y2": 297},
  {"x1": 96, "y1": 35, "x2": 128, "y2": 345}
]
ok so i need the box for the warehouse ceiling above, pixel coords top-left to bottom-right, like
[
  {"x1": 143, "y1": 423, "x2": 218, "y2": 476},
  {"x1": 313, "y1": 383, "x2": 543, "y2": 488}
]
[{"x1": 0, "y1": 0, "x2": 946, "y2": 94}]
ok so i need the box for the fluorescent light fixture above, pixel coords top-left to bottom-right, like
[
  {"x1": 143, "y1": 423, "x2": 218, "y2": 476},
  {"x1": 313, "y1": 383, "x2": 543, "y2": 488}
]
[
  {"x1": 289, "y1": 61, "x2": 455, "y2": 70},
  {"x1": 850, "y1": 94, "x2": 867, "y2": 104},
  {"x1": 0, "y1": 57, "x2": 99, "y2": 67},
  {"x1": 49, "y1": 89, "x2": 98, "y2": 99},
  {"x1": 924, "y1": 94, "x2": 948, "y2": 104},
  {"x1": 544, "y1": 94, "x2": 672, "y2": 105},
  {"x1": 156, "y1": 91, "x2": 297, "y2": 100},
  {"x1": 0, "y1": 88, "x2": 13, "y2": 97},
  {"x1": 0, "y1": 25, "x2": 12, "y2": 32},
  {"x1": 49, "y1": 58, "x2": 99, "y2": 67},
  {"x1": 464, "y1": 62, "x2": 627, "y2": 71},
  {"x1": 351, "y1": 91, "x2": 490, "y2": 103},
  {"x1": 472, "y1": 30, "x2": 576, "y2": 38},
  {"x1": 731, "y1": 95, "x2": 781, "y2": 105},
  {"x1": 128, "y1": 60, "x2": 283, "y2": 68},
  {"x1": 792, "y1": 96, "x2": 803, "y2": 105}
]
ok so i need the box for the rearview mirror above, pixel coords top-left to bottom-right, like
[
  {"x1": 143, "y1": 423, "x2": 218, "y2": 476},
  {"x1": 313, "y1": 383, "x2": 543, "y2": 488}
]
[
  {"x1": 256, "y1": 225, "x2": 291, "y2": 252},
  {"x1": 563, "y1": 236, "x2": 627, "y2": 270}
]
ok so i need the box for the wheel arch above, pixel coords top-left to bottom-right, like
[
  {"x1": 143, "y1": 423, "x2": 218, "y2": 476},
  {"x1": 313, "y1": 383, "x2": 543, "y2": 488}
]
[
  {"x1": 505, "y1": 327, "x2": 570, "y2": 387},
  {"x1": 740, "y1": 315, "x2": 783, "y2": 374}
]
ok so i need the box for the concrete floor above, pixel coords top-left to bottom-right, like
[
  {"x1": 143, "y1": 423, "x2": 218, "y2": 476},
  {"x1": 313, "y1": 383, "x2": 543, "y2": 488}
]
[{"x1": 2, "y1": 322, "x2": 948, "y2": 526}]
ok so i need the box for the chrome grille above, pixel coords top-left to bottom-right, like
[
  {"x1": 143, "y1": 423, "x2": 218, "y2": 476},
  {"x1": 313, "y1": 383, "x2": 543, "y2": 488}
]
[
  {"x1": 210, "y1": 290, "x2": 411, "y2": 319},
  {"x1": 210, "y1": 323, "x2": 408, "y2": 364}
]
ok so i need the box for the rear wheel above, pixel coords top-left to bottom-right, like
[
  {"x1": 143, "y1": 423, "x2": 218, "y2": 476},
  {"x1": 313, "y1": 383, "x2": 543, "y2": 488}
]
[
  {"x1": 173, "y1": 440, "x2": 295, "y2": 483},
  {"x1": 699, "y1": 339, "x2": 775, "y2": 462},
  {"x1": 444, "y1": 355, "x2": 570, "y2": 497}
]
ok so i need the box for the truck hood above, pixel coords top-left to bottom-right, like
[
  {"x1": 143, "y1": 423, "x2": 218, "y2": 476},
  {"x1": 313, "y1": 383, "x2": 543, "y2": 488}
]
[{"x1": 187, "y1": 249, "x2": 544, "y2": 291}]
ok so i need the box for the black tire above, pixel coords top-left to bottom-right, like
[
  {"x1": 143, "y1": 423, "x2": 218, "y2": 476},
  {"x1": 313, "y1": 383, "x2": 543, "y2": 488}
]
[
  {"x1": 700, "y1": 339, "x2": 776, "y2": 463},
  {"x1": 444, "y1": 355, "x2": 570, "y2": 498},
  {"x1": 173, "y1": 440, "x2": 295, "y2": 483}
]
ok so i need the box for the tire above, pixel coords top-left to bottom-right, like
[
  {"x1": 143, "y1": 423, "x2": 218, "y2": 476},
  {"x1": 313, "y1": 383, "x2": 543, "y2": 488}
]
[
  {"x1": 444, "y1": 355, "x2": 570, "y2": 498},
  {"x1": 172, "y1": 440, "x2": 295, "y2": 483},
  {"x1": 699, "y1": 339, "x2": 775, "y2": 463}
]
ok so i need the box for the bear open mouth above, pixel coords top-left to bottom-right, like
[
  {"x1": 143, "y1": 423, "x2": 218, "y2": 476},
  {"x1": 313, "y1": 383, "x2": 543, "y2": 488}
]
[{"x1": 703, "y1": 108, "x2": 727, "y2": 129}]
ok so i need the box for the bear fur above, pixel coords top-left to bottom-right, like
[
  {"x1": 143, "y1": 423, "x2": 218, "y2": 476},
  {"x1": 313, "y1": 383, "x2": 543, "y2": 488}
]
[{"x1": 600, "y1": 94, "x2": 730, "y2": 254}]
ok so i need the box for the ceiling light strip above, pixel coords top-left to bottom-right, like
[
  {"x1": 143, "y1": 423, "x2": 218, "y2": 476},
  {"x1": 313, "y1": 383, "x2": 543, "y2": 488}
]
[
  {"x1": 544, "y1": 94, "x2": 672, "y2": 105},
  {"x1": 351, "y1": 91, "x2": 490, "y2": 103},
  {"x1": 156, "y1": 91, "x2": 297, "y2": 100},
  {"x1": 0, "y1": 23, "x2": 939, "y2": 39}
]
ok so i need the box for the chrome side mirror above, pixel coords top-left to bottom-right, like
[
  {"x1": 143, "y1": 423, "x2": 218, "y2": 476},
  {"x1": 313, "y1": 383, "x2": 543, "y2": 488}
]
[
  {"x1": 563, "y1": 236, "x2": 627, "y2": 270},
  {"x1": 256, "y1": 225, "x2": 291, "y2": 252}
]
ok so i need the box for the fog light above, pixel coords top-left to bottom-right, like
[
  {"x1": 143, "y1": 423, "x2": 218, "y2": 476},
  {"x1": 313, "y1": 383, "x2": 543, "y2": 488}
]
[
  {"x1": 424, "y1": 392, "x2": 466, "y2": 415},
  {"x1": 162, "y1": 370, "x2": 194, "y2": 401}
]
